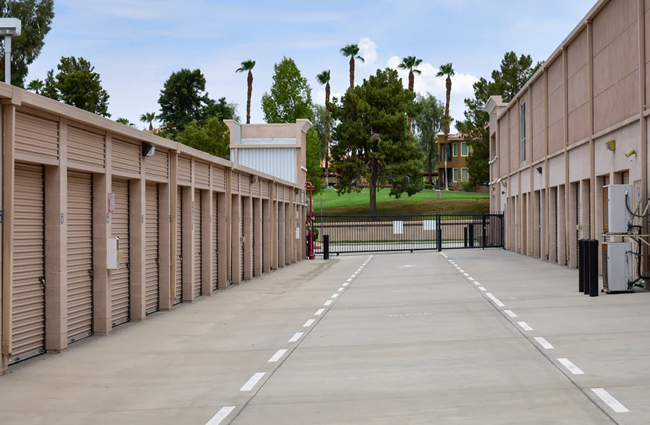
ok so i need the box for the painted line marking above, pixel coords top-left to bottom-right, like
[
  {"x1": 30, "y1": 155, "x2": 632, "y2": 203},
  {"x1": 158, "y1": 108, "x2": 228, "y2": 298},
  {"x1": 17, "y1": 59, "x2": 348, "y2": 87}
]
[
  {"x1": 558, "y1": 358, "x2": 584, "y2": 375},
  {"x1": 347, "y1": 278, "x2": 353, "y2": 282},
  {"x1": 343, "y1": 282, "x2": 349, "y2": 287},
  {"x1": 517, "y1": 321, "x2": 533, "y2": 331},
  {"x1": 504, "y1": 310, "x2": 517, "y2": 318},
  {"x1": 331, "y1": 293, "x2": 339, "y2": 298},
  {"x1": 534, "y1": 337, "x2": 554, "y2": 349},
  {"x1": 315, "y1": 309, "x2": 325, "y2": 316},
  {"x1": 474, "y1": 281, "x2": 481, "y2": 286},
  {"x1": 338, "y1": 287, "x2": 345, "y2": 292},
  {"x1": 324, "y1": 300, "x2": 333, "y2": 306},
  {"x1": 479, "y1": 287, "x2": 487, "y2": 292},
  {"x1": 268, "y1": 349, "x2": 288, "y2": 363},
  {"x1": 463, "y1": 273, "x2": 470, "y2": 276},
  {"x1": 303, "y1": 319, "x2": 316, "y2": 327},
  {"x1": 468, "y1": 277, "x2": 475, "y2": 281},
  {"x1": 591, "y1": 388, "x2": 629, "y2": 413},
  {"x1": 206, "y1": 406, "x2": 236, "y2": 425},
  {"x1": 486, "y1": 293, "x2": 505, "y2": 307},
  {"x1": 240, "y1": 372, "x2": 265, "y2": 391},
  {"x1": 459, "y1": 269, "x2": 465, "y2": 273},
  {"x1": 289, "y1": 332, "x2": 303, "y2": 342}
]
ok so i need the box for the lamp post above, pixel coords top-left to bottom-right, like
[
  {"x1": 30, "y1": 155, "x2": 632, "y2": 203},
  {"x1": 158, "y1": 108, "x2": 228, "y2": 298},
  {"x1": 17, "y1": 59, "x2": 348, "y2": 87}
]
[{"x1": 0, "y1": 18, "x2": 22, "y2": 85}]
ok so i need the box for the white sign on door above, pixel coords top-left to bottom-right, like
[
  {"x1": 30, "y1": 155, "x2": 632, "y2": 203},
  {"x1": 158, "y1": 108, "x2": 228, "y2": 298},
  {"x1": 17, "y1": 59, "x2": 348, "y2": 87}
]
[
  {"x1": 107, "y1": 193, "x2": 116, "y2": 213},
  {"x1": 393, "y1": 221, "x2": 404, "y2": 235}
]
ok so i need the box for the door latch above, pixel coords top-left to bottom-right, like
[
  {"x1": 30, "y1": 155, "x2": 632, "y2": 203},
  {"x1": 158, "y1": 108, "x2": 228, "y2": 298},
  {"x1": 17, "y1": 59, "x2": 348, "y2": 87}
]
[
  {"x1": 88, "y1": 269, "x2": 94, "y2": 278},
  {"x1": 39, "y1": 276, "x2": 45, "y2": 287}
]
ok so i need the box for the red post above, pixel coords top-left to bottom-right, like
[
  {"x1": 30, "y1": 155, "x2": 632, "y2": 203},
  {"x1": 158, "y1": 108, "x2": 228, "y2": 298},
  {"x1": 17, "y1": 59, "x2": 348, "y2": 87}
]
[{"x1": 305, "y1": 182, "x2": 315, "y2": 260}]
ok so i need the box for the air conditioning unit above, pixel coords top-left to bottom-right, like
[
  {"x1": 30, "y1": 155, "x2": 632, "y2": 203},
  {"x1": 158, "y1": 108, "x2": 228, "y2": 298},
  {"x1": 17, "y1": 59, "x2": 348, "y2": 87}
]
[
  {"x1": 607, "y1": 185, "x2": 633, "y2": 234},
  {"x1": 606, "y1": 242, "x2": 633, "y2": 292}
]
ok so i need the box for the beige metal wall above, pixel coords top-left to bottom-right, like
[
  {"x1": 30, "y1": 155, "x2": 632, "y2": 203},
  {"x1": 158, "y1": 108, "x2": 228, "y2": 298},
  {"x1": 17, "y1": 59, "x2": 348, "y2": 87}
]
[
  {"x1": 488, "y1": 0, "x2": 649, "y2": 276},
  {"x1": 0, "y1": 85, "x2": 308, "y2": 374}
]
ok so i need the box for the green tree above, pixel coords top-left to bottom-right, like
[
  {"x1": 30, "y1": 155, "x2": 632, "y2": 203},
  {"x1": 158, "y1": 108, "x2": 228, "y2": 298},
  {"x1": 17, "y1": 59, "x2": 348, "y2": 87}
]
[
  {"x1": 413, "y1": 94, "x2": 445, "y2": 185},
  {"x1": 236, "y1": 59, "x2": 255, "y2": 124},
  {"x1": 261, "y1": 57, "x2": 313, "y2": 123},
  {"x1": 436, "y1": 63, "x2": 455, "y2": 191},
  {"x1": 456, "y1": 52, "x2": 542, "y2": 188},
  {"x1": 312, "y1": 104, "x2": 327, "y2": 159},
  {"x1": 398, "y1": 56, "x2": 422, "y2": 130},
  {"x1": 306, "y1": 128, "x2": 324, "y2": 194},
  {"x1": 158, "y1": 68, "x2": 211, "y2": 134},
  {"x1": 42, "y1": 56, "x2": 110, "y2": 117},
  {"x1": 0, "y1": 0, "x2": 55, "y2": 87},
  {"x1": 316, "y1": 70, "x2": 331, "y2": 186},
  {"x1": 340, "y1": 44, "x2": 364, "y2": 90},
  {"x1": 116, "y1": 118, "x2": 136, "y2": 127},
  {"x1": 175, "y1": 115, "x2": 230, "y2": 158},
  {"x1": 26, "y1": 78, "x2": 43, "y2": 94},
  {"x1": 140, "y1": 112, "x2": 157, "y2": 131},
  {"x1": 331, "y1": 68, "x2": 422, "y2": 214}
]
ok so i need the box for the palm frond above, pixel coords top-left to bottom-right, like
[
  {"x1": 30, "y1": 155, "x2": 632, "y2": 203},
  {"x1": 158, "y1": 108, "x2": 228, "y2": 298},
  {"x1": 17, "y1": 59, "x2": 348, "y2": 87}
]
[
  {"x1": 236, "y1": 59, "x2": 256, "y2": 73},
  {"x1": 316, "y1": 70, "x2": 331, "y2": 85}
]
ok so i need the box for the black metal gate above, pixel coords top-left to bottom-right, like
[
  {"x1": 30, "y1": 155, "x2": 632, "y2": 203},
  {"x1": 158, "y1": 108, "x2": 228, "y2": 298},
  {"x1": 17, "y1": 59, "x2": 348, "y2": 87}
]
[{"x1": 314, "y1": 213, "x2": 504, "y2": 255}]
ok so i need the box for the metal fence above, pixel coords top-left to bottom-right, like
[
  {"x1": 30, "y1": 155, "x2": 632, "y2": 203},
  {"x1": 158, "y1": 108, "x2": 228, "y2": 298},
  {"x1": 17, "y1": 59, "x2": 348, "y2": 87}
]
[{"x1": 312, "y1": 213, "x2": 504, "y2": 255}]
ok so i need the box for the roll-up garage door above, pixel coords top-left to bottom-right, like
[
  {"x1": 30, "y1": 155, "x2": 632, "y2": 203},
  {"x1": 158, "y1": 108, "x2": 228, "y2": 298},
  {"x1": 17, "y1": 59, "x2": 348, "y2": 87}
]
[
  {"x1": 174, "y1": 187, "x2": 182, "y2": 304},
  {"x1": 213, "y1": 194, "x2": 218, "y2": 291},
  {"x1": 194, "y1": 189, "x2": 202, "y2": 297},
  {"x1": 241, "y1": 198, "x2": 245, "y2": 281},
  {"x1": 146, "y1": 183, "x2": 159, "y2": 314},
  {"x1": 11, "y1": 163, "x2": 45, "y2": 363},
  {"x1": 111, "y1": 180, "x2": 130, "y2": 327},
  {"x1": 67, "y1": 172, "x2": 93, "y2": 343},
  {"x1": 252, "y1": 204, "x2": 256, "y2": 277}
]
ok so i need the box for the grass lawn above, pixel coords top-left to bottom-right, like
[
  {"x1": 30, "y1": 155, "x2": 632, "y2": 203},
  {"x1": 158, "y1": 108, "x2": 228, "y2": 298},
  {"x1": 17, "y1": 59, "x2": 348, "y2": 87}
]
[{"x1": 313, "y1": 188, "x2": 490, "y2": 215}]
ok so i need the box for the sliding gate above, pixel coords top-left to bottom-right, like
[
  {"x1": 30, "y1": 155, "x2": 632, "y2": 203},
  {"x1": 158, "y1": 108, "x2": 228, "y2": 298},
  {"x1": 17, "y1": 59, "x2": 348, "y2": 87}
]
[{"x1": 314, "y1": 213, "x2": 504, "y2": 255}]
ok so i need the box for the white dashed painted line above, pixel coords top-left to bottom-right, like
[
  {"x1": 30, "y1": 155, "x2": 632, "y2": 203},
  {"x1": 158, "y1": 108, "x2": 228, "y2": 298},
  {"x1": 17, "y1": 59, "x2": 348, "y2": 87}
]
[
  {"x1": 463, "y1": 273, "x2": 470, "y2": 276},
  {"x1": 474, "y1": 281, "x2": 481, "y2": 286},
  {"x1": 206, "y1": 406, "x2": 236, "y2": 425},
  {"x1": 338, "y1": 287, "x2": 345, "y2": 292},
  {"x1": 504, "y1": 310, "x2": 517, "y2": 318},
  {"x1": 324, "y1": 300, "x2": 333, "y2": 306},
  {"x1": 343, "y1": 282, "x2": 349, "y2": 287},
  {"x1": 517, "y1": 322, "x2": 533, "y2": 331},
  {"x1": 534, "y1": 337, "x2": 554, "y2": 349},
  {"x1": 288, "y1": 332, "x2": 303, "y2": 342},
  {"x1": 240, "y1": 373, "x2": 265, "y2": 391},
  {"x1": 486, "y1": 293, "x2": 505, "y2": 307},
  {"x1": 558, "y1": 358, "x2": 584, "y2": 375},
  {"x1": 468, "y1": 277, "x2": 475, "y2": 281},
  {"x1": 347, "y1": 278, "x2": 353, "y2": 282},
  {"x1": 479, "y1": 287, "x2": 487, "y2": 292},
  {"x1": 268, "y1": 349, "x2": 288, "y2": 363},
  {"x1": 331, "y1": 293, "x2": 340, "y2": 298},
  {"x1": 303, "y1": 319, "x2": 316, "y2": 327},
  {"x1": 315, "y1": 309, "x2": 325, "y2": 316},
  {"x1": 591, "y1": 388, "x2": 629, "y2": 413},
  {"x1": 459, "y1": 270, "x2": 465, "y2": 273}
]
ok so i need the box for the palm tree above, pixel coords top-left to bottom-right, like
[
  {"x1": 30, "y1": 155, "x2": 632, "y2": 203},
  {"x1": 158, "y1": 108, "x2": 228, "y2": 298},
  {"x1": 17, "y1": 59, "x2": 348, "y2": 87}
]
[
  {"x1": 398, "y1": 56, "x2": 423, "y2": 130},
  {"x1": 437, "y1": 63, "x2": 455, "y2": 191},
  {"x1": 236, "y1": 60, "x2": 256, "y2": 124},
  {"x1": 316, "y1": 70, "x2": 331, "y2": 187},
  {"x1": 340, "y1": 44, "x2": 364, "y2": 90},
  {"x1": 27, "y1": 79, "x2": 44, "y2": 94},
  {"x1": 140, "y1": 112, "x2": 157, "y2": 131},
  {"x1": 116, "y1": 118, "x2": 136, "y2": 127}
]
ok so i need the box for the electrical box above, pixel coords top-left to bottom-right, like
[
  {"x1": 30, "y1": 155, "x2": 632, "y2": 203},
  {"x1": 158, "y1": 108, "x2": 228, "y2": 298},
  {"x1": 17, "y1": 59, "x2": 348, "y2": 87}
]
[
  {"x1": 107, "y1": 237, "x2": 122, "y2": 270},
  {"x1": 607, "y1": 185, "x2": 634, "y2": 234},
  {"x1": 607, "y1": 242, "x2": 633, "y2": 292}
]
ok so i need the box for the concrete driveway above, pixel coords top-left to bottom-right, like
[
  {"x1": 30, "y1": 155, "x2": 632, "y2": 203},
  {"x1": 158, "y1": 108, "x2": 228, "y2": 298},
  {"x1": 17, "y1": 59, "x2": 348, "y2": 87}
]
[{"x1": 0, "y1": 249, "x2": 646, "y2": 424}]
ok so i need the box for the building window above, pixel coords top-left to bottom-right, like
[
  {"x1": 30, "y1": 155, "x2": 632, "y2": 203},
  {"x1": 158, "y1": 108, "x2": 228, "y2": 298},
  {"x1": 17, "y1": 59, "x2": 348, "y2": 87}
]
[
  {"x1": 461, "y1": 168, "x2": 469, "y2": 181},
  {"x1": 453, "y1": 168, "x2": 459, "y2": 182},
  {"x1": 520, "y1": 102, "x2": 526, "y2": 163},
  {"x1": 453, "y1": 142, "x2": 458, "y2": 157},
  {"x1": 461, "y1": 142, "x2": 468, "y2": 157}
]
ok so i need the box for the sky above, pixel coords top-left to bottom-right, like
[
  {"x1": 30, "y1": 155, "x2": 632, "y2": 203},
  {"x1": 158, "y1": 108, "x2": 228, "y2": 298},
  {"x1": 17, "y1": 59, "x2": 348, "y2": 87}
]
[{"x1": 26, "y1": 0, "x2": 597, "y2": 131}]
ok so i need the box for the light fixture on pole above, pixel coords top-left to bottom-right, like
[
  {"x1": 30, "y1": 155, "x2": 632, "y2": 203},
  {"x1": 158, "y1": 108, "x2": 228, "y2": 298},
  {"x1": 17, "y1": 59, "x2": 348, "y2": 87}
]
[{"x1": 0, "y1": 18, "x2": 22, "y2": 85}]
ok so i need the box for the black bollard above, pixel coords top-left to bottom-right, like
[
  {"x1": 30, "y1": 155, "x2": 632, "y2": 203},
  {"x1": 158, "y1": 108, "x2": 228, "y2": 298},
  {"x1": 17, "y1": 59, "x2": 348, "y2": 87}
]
[
  {"x1": 469, "y1": 224, "x2": 475, "y2": 248},
  {"x1": 437, "y1": 216, "x2": 442, "y2": 252},
  {"x1": 464, "y1": 227, "x2": 468, "y2": 248},
  {"x1": 584, "y1": 239, "x2": 591, "y2": 296},
  {"x1": 588, "y1": 239, "x2": 599, "y2": 297},
  {"x1": 323, "y1": 234, "x2": 330, "y2": 260},
  {"x1": 578, "y1": 239, "x2": 586, "y2": 293}
]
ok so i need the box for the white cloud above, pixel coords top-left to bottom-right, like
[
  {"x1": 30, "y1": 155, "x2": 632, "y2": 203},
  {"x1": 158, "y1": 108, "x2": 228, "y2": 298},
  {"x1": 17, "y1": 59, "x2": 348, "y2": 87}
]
[{"x1": 358, "y1": 37, "x2": 378, "y2": 68}]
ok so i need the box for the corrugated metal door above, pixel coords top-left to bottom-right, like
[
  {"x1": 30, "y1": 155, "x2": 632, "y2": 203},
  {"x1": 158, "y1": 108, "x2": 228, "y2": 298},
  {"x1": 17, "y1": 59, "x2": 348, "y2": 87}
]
[
  {"x1": 67, "y1": 172, "x2": 93, "y2": 343},
  {"x1": 213, "y1": 195, "x2": 218, "y2": 291},
  {"x1": 252, "y1": 203, "x2": 256, "y2": 277},
  {"x1": 261, "y1": 203, "x2": 265, "y2": 274},
  {"x1": 146, "y1": 183, "x2": 159, "y2": 314},
  {"x1": 194, "y1": 190, "x2": 202, "y2": 297},
  {"x1": 11, "y1": 163, "x2": 45, "y2": 363},
  {"x1": 241, "y1": 198, "x2": 245, "y2": 281},
  {"x1": 174, "y1": 187, "x2": 182, "y2": 304},
  {"x1": 111, "y1": 180, "x2": 130, "y2": 327}
]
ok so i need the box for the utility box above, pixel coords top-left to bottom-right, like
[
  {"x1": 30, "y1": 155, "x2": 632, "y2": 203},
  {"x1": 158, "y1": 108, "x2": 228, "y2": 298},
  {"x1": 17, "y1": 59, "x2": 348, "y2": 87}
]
[
  {"x1": 107, "y1": 237, "x2": 122, "y2": 270},
  {"x1": 607, "y1": 185, "x2": 634, "y2": 234},
  {"x1": 606, "y1": 242, "x2": 633, "y2": 292}
]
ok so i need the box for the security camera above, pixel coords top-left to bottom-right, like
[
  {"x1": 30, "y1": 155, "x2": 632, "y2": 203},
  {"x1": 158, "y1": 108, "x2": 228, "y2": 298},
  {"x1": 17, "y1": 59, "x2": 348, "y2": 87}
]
[{"x1": 625, "y1": 149, "x2": 637, "y2": 158}]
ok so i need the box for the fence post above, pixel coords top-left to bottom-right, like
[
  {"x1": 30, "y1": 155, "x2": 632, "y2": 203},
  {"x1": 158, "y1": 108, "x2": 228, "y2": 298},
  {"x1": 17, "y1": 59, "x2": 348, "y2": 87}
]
[
  {"x1": 482, "y1": 214, "x2": 487, "y2": 250},
  {"x1": 469, "y1": 224, "x2": 474, "y2": 248},
  {"x1": 323, "y1": 234, "x2": 330, "y2": 260},
  {"x1": 437, "y1": 215, "x2": 442, "y2": 252},
  {"x1": 463, "y1": 227, "x2": 468, "y2": 248}
]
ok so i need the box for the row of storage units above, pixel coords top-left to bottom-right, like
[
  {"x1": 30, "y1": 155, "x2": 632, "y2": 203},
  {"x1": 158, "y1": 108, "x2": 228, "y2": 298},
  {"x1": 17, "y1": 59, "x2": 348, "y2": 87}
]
[{"x1": 4, "y1": 107, "x2": 307, "y2": 371}]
